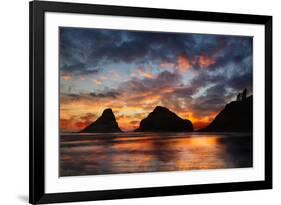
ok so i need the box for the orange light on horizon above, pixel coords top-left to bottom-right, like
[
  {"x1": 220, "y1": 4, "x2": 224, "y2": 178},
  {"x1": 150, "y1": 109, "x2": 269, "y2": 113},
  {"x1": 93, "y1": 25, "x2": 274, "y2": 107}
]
[
  {"x1": 59, "y1": 87, "x2": 219, "y2": 133},
  {"x1": 178, "y1": 111, "x2": 217, "y2": 130},
  {"x1": 60, "y1": 108, "x2": 217, "y2": 133}
]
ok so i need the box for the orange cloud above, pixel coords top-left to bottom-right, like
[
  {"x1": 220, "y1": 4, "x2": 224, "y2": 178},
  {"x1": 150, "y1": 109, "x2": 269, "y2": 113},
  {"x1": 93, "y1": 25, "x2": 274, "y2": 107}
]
[
  {"x1": 60, "y1": 118, "x2": 92, "y2": 132},
  {"x1": 60, "y1": 97, "x2": 217, "y2": 132},
  {"x1": 60, "y1": 118, "x2": 73, "y2": 132},
  {"x1": 176, "y1": 55, "x2": 192, "y2": 72},
  {"x1": 160, "y1": 55, "x2": 215, "y2": 71},
  {"x1": 75, "y1": 121, "x2": 89, "y2": 130},
  {"x1": 61, "y1": 74, "x2": 72, "y2": 81},
  {"x1": 60, "y1": 110, "x2": 98, "y2": 132},
  {"x1": 60, "y1": 83, "x2": 219, "y2": 132},
  {"x1": 92, "y1": 79, "x2": 102, "y2": 85},
  {"x1": 197, "y1": 55, "x2": 215, "y2": 68}
]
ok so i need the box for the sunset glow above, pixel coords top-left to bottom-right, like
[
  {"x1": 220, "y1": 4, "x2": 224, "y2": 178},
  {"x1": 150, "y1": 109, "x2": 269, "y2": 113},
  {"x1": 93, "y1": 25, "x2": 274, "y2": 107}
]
[{"x1": 59, "y1": 27, "x2": 253, "y2": 132}]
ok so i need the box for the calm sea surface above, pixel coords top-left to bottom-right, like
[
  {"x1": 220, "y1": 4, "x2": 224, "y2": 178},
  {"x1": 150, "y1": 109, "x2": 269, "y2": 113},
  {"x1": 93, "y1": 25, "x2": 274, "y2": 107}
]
[{"x1": 60, "y1": 132, "x2": 252, "y2": 176}]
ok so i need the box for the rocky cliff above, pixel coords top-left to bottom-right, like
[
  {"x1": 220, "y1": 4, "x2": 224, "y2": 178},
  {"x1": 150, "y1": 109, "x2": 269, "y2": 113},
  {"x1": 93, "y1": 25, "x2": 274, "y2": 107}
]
[
  {"x1": 135, "y1": 106, "x2": 193, "y2": 132},
  {"x1": 80, "y1": 108, "x2": 122, "y2": 133},
  {"x1": 200, "y1": 96, "x2": 253, "y2": 132}
]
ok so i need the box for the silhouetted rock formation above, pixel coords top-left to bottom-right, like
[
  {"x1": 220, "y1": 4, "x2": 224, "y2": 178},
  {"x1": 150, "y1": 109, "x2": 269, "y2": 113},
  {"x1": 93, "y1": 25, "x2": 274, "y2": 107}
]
[
  {"x1": 135, "y1": 106, "x2": 193, "y2": 132},
  {"x1": 80, "y1": 108, "x2": 122, "y2": 133},
  {"x1": 200, "y1": 96, "x2": 253, "y2": 132}
]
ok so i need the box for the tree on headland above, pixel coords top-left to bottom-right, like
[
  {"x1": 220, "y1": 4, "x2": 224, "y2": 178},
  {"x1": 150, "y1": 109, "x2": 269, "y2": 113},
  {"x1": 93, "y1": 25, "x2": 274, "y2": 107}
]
[
  {"x1": 236, "y1": 88, "x2": 248, "y2": 101},
  {"x1": 242, "y1": 88, "x2": 248, "y2": 101},
  {"x1": 236, "y1": 93, "x2": 242, "y2": 101}
]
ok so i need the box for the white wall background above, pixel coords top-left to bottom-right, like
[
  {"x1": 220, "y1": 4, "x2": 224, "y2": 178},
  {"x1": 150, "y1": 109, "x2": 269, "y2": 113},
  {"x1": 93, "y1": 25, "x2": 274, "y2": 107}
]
[{"x1": 0, "y1": 0, "x2": 279, "y2": 204}]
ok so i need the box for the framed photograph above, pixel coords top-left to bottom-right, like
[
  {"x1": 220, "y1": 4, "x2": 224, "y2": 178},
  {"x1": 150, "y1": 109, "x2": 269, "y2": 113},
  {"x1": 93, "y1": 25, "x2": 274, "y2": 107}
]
[{"x1": 29, "y1": 1, "x2": 272, "y2": 204}]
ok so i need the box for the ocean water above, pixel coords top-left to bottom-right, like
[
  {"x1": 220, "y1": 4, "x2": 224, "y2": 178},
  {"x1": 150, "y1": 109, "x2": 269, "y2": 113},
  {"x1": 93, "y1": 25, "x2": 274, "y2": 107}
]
[{"x1": 60, "y1": 132, "x2": 253, "y2": 176}]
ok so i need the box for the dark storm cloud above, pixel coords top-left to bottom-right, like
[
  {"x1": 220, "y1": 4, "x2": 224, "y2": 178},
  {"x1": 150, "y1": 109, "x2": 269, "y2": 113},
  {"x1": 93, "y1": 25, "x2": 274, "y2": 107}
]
[
  {"x1": 172, "y1": 87, "x2": 198, "y2": 98},
  {"x1": 89, "y1": 91, "x2": 120, "y2": 98},
  {"x1": 61, "y1": 93, "x2": 81, "y2": 101},
  {"x1": 144, "y1": 71, "x2": 181, "y2": 88},
  {"x1": 119, "y1": 71, "x2": 181, "y2": 93},
  {"x1": 205, "y1": 83, "x2": 227, "y2": 97},
  {"x1": 226, "y1": 69, "x2": 253, "y2": 91},
  {"x1": 207, "y1": 36, "x2": 253, "y2": 70},
  {"x1": 189, "y1": 96, "x2": 226, "y2": 116},
  {"x1": 193, "y1": 84, "x2": 229, "y2": 111},
  {"x1": 111, "y1": 66, "x2": 251, "y2": 116},
  {"x1": 191, "y1": 70, "x2": 225, "y2": 88},
  {"x1": 60, "y1": 63, "x2": 100, "y2": 75},
  {"x1": 61, "y1": 90, "x2": 120, "y2": 101},
  {"x1": 189, "y1": 45, "x2": 253, "y2": 95},
  {"x1": 60, "y1": 27, "x2": 252, "y2": 76},
  {"x1": 185, "y1": 67, "x2": 252, "y2": 116}
]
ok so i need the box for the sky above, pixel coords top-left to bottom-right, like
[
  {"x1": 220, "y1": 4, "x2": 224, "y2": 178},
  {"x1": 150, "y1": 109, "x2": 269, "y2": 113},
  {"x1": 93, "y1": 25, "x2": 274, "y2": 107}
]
[{"x1": 59, "y1": 27, "x2": 253, "y2": 132}]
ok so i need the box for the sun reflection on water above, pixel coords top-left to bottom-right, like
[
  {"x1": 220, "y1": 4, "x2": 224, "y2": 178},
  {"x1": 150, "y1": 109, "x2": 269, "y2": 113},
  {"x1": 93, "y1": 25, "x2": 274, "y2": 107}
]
[{"x1": 60, "y1": 132, "x2": 252, "y2": 176}]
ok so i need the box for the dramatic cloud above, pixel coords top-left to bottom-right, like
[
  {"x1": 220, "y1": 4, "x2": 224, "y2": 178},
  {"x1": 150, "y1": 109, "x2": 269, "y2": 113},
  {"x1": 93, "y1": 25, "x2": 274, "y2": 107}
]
[
  {"x1": 59, "y1": 27, "x2": 253, "y2": 132},
  {"x1": 89, "y1": 91, "x2": 120, "y2": 98},
  {"x1": 60, "y1": 28, "x2": 250, "y2": 75},
  {"x1": 176, "y1": 55, "x2": 192, "y2": 72},
  {"x1": 195, "y1": 55, "x2": 216, "y2": 68}
]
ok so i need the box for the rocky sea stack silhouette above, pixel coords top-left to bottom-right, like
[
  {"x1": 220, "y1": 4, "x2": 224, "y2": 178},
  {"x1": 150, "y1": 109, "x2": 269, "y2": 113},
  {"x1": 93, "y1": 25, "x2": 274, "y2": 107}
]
[
  {"x1": 200, "y1": 95, "x2": 253, "y2": 132},
  {"x1": 135, "y1": 106, "x2": 193, "y2": 132},
  {"x1": 80, "y1": 108, "x2": 122, "y2": 133}
]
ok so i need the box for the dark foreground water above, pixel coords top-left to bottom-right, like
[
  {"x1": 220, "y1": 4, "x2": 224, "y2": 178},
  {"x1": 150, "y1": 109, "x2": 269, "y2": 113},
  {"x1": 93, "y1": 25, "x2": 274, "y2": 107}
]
[{"x1": 60, "y1": 132, "x2": 253, "y2": 176}]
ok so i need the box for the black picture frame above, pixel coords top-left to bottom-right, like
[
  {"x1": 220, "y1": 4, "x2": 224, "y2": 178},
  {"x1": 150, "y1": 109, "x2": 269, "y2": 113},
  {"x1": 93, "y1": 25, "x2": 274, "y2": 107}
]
[{"x1": 29, "y1": 1, "x2": 272, "y2": 204}]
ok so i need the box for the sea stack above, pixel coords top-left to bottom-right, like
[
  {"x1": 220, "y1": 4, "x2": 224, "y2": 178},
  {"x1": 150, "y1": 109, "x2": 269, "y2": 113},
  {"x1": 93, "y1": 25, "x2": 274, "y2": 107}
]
[
  {"x1": 135, "y1": 106, "x2": 193, "y2": 132},
  {"x1": 200, "y1": 96, "x2": 253, "y2": 132},
  {"x1": 80, "y1": 108, "x2": 122, "y2": 133}
]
